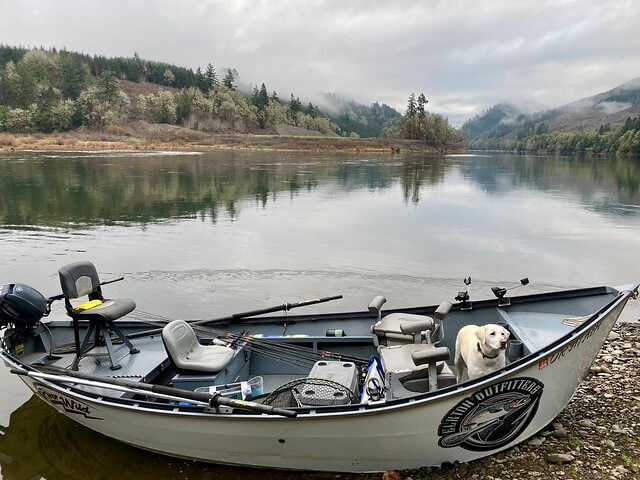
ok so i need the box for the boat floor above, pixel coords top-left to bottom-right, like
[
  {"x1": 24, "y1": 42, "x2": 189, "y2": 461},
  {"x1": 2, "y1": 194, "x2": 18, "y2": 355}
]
[{"x1": 42, "y1": 336, "x2": 167, "y2": 382}]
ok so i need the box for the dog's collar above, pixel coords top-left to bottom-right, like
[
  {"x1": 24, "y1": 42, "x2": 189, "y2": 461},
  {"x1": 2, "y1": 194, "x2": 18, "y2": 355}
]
[{"x1": 477, "y1": 342, "x2": 501, "y2": 359}]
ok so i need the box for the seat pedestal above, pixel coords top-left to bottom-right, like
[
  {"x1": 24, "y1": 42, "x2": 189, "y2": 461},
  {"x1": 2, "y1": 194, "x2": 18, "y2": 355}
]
[{"x1": 71, "y1": 318, "x2": 139, "y2": 371}]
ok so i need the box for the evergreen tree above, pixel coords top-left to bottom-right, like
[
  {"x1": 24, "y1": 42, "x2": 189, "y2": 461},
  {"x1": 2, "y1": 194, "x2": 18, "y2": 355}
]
[
  {"x1": 195, "y1": 67, "x2": 207, "y2": 91},
  {"x1": 223, "y1": 69, "x2": 236, "y2": 90},
  {"x1": 406, "y1": 93, "x2": 417, "y2": 118},
  {"x1": 417, "y1": 93, "x2": 427, "y2": 120},
  {"x1": 288, "y1": 94, "x2": 302, "y2": 116},
  {"x1": 271, "y1": 90, "x2": 279, "y2": 102},
  {"x1": 205, "y1": 63, "x2": 217, "y2": 90},
  {"x1": 258, "y1": 83, "x2": 269, "y2": 110},
  {"x1": 57, "y1": 52, "x2": 87, "y2": 99}
]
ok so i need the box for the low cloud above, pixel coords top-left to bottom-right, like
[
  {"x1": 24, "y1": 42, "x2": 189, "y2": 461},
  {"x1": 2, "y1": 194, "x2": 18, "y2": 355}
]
[{"x1": 1, "y1": 0, "x2": 638, "y2": 124}]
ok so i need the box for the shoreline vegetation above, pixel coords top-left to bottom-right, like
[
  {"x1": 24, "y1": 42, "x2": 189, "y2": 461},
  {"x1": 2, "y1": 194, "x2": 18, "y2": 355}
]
[
  {"x1": 0, "y1": 46, "x2": 465, "y2": 154},
  {"x1": 0, "y1": 127, "x2": 465, "y2": 154}
]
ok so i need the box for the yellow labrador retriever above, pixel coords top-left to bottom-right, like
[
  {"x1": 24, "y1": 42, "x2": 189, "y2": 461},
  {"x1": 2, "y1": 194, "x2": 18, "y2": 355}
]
[{"x1": 454, "y1": 324, "x2": 510, "y2": 383}]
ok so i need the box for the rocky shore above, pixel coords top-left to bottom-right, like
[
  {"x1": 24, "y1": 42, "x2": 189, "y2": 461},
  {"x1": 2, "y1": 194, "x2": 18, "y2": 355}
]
[{"x1": 384, "y1": 323, "x2": 640, "y2": 480}]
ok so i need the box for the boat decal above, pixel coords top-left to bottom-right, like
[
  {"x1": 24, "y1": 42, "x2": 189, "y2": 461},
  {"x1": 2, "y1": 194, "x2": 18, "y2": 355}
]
[
  {"x1": 438, "y1": 377, "x2": 543, "y2": 451},
  {"x1": 35, "y1": 386, "x2": 103, "y2": 420}
]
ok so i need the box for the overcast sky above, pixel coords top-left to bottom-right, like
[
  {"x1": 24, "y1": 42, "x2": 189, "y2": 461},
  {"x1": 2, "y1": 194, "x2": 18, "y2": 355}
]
[{"x1": 1, "y1": 0, "x2": 639, "y2": 124}]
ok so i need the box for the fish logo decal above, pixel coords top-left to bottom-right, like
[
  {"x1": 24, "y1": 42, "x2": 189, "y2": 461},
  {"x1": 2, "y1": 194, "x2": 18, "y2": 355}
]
[{"x1": 438, "y1": 377, "x2": 543, "y2": 451}]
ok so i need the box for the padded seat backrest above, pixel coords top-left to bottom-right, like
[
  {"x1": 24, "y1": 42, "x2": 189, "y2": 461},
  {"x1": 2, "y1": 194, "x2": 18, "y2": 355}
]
[
  {"x1": 59, "y1": 261, "x2": 101, "y2": 299},
  {"x1": 163, "y1": 320, "x2": 198, "y2": 361}
]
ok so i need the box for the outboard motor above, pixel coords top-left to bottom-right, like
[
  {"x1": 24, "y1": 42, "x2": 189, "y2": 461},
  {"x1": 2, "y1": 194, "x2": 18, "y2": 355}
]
[{"x1": 0, "y1": 283, "x2": 48, "y2": 335}]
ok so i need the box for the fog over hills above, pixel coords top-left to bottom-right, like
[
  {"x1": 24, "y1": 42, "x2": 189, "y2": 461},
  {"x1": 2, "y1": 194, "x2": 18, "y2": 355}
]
[{"x1": 462, "y1": 78, "x2": 640, "y2": 141}]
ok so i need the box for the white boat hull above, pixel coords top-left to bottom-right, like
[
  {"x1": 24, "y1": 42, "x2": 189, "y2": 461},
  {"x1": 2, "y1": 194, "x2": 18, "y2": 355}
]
[{"x1": 10, "y1": 291, "x2": 631, "y2": 472}]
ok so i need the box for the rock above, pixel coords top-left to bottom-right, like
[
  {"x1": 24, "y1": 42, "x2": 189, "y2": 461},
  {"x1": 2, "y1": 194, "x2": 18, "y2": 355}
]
[
  {"x1": 552, "y1": 428, "x2": 568, "y2": 438},
  {"x1": 547, "y1": 453, "x2": 575, "y2": 464},
  {"x1": 528, "y1": 437, "x2": 544, "y2": 446},
  {"x1": 551, "y1": 422, "x2": 563, "y2": 431},
  {"x1": 611, "y1": 424, "x2": 627, "y2": 434},
  {"x1": 578, "y1": 419, "x2": 596, "y2": 428},
  {"x1": 607, "y1": 331, "x2": 621, "y2": 341},
  {"x1": 590, "y1": 366, "x2": 602, "y2": 374}
]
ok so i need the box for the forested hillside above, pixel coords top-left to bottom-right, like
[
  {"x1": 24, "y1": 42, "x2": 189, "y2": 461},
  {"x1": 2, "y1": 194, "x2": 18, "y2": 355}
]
[
  {"x1": 0, "y1": 46, "x2": 340, "y2": 136},
  {"x1": 463, "y1": 79, "x2": 640, "y2": 155},
  {"x1": 0, "y1": 45, "x2": 465, "y2": 150},
  {"x1": 322, "y1": 93, "x2": 401, "y2": 138}
]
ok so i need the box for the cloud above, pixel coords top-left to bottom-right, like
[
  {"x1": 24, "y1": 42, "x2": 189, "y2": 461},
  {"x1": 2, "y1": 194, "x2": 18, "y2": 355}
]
[{"x1": 0, "y1": 0, "x2": 638, "y2": 125}]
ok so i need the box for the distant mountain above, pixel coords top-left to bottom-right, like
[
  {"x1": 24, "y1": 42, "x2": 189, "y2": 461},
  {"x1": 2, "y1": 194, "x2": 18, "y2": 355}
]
[
  {"x1": 463, "y1": 78, "x2": 640, "y2": 142},
  {"x1": 321, "y1": 93, "x2": 402, "y2": 138},
  {"x1": 461, "y1": 103, "x2": 526, "y2": 140}
]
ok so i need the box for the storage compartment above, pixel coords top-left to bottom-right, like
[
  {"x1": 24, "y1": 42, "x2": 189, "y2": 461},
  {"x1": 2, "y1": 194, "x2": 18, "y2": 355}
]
[{"x1": 296, "y1": 360, "x2": 359, "y2": 406}]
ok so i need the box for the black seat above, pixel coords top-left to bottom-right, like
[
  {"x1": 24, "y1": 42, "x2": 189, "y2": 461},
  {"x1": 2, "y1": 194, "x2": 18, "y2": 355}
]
[{"x1": 59, "y1": 261, "x2": 139, "y2": 370}]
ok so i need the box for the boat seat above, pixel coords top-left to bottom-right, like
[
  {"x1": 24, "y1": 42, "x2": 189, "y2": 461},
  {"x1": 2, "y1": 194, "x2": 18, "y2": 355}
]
[
  {"x1": 72, "y1": 298, "x2": 136, "y2": 322},
  {"x1": 162, "y1": 320, "x2": 234, "y2": 373},
  {"x1": 371, "y1": 301, "x2": 452, "y2": 347},
  {"x1": 59, "y1": 261, "x2": 139, "y2": 371},
  {"x1": 378, "y1": 343, "x2": 455, "y2": 397}
]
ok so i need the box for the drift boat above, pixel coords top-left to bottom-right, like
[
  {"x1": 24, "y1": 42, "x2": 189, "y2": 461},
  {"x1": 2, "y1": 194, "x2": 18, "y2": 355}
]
[{"x1": 0, "y1": 261, "x2": 637, "y2": 472}]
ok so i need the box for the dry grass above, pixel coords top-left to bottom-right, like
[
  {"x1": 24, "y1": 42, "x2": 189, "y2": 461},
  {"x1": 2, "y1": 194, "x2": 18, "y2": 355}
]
[
  {"x1": 0, "y1": 122, "x2": 467, "y2": 154},
  {"x1": 0, "y1": 133, "x2": 16, "y2": 146}
]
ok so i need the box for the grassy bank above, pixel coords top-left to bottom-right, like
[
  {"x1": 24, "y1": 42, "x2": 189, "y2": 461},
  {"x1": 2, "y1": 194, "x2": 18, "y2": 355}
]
[{"x1": 0, "y1": 123, "x2": 465, "y2": 154}]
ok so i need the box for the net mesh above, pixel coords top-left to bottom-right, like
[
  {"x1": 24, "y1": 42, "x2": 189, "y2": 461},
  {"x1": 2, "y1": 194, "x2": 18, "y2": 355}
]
[{"x1": 262, "y1": 378, "x2": 359, "y2": 408}]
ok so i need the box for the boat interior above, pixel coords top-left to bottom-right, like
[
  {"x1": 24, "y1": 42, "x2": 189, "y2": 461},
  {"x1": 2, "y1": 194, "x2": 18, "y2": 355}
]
[{"x1": 1, "y1": 262, "x2": 624, "y2": 411}]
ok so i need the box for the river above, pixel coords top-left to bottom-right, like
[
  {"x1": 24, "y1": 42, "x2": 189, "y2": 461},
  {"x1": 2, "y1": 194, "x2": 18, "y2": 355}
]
[{"x1": 1, "y1": 150, "x2": 639, "y2": 479}]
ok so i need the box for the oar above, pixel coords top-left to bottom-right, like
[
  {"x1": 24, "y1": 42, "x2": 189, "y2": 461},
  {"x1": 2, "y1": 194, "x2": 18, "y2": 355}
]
[
  {"x1": 127, "y1": 294, "x2": 343, "y2": 340},
  {"x1": 11, "y1": 366, "x2": 297, "y2": 418}
]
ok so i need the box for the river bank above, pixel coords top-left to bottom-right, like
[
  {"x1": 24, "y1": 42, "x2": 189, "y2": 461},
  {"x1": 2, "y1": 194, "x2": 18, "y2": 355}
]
[
  {"x1": 388, "y1": 322, "x2": 640, "y2": 480},
  {"x1": 0, "y1": 124, "x2": 465, "y2": 154}
]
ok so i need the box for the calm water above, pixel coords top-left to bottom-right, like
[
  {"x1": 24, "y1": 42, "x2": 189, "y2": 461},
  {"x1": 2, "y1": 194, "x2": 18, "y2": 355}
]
[{"x1": 1, "y1": 150, "x2": 639, "y2": 479}]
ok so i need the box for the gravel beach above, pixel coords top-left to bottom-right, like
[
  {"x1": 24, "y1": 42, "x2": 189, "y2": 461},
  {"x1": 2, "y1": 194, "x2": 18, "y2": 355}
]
[{"x1": 384, "y1": 323, "x2": 640, "y2": 480}]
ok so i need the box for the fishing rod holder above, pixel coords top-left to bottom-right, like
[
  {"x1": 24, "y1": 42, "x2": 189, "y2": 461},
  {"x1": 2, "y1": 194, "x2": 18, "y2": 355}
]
[
  {"x1": 455, "y1": 276, "x2": 473, "y2": 310},
  {"x1": 492, "y1": 278, "x2": 530, "y2": 307}
]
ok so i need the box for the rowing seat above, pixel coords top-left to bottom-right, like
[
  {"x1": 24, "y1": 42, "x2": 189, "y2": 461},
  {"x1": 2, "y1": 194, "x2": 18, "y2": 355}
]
[
  {"x1": 378, "y1": 344, "x2": 456, "y2": 398},
  {"x1": 59, "y1": 261, "x2": 139, "y2": 371},
  {"x1": 370, "y1": 299, "x2": 453, "y2": 347},
  {"x1": 162, "y1": 320, "x2": 234, "y2": 373}
]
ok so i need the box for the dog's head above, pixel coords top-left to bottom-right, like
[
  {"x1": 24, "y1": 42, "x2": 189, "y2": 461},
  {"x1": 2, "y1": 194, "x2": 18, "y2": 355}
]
[{"x1": 476, "y1": 324, "x2": 511, "y2": 351}]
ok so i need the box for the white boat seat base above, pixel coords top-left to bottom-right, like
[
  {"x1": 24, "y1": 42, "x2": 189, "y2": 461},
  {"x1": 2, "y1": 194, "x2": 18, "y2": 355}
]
[
  {"x1": 162, "y1": 319, "x2": 234, "y2": 373},
  {"x1": 379, "y1": 343, "x2": 453, "y2": 397}
]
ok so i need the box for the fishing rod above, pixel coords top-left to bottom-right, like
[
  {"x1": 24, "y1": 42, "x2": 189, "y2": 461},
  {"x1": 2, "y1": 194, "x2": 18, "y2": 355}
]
[
  {"x1": 127, "y1": 294, "x2": 343, "y2": 340},
  {"x1": 11, "y1": 366, "x2": 297, "y2": 418}
]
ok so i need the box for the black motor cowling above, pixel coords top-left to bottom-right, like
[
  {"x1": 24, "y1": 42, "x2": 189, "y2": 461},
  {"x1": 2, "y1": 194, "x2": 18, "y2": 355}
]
[{"x1": 0, "y1": 283, "x2": 47, "y2": 330}]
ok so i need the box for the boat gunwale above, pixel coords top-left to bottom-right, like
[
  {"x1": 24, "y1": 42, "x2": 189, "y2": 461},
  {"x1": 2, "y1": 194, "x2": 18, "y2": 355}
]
[{"x1": 2, "y1": 284, "x2": 637, "y2": 419}]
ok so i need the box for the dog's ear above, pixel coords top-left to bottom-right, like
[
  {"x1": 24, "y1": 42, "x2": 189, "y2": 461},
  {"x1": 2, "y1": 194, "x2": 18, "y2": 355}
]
[
  {"x1": 503, "y1": 327, "x2": 511, "y2": 339},
  {"x1": 475, "y1": 326, "x2": 486, "y2": 345}
]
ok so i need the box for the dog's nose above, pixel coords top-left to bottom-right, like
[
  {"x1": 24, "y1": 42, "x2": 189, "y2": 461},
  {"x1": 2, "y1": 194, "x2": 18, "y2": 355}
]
[{"x1": 500, "y1": 339, "x2": 507, "y2": 346}]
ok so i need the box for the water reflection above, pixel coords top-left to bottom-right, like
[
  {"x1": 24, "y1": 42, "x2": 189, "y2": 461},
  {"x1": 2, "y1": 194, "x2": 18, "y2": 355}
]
[
  {"x1": 1, "y1": 153, "x2": 639, "y2": 231},
  {"x1": 0, "y1": 395, "x2": 351, "y2": 480},
  {"x1": 1, "y1": 151, "x2": 640, "y2": 479},
  {"x1": 461, "y1": 155, "x2": 640, "y2": 214}
]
